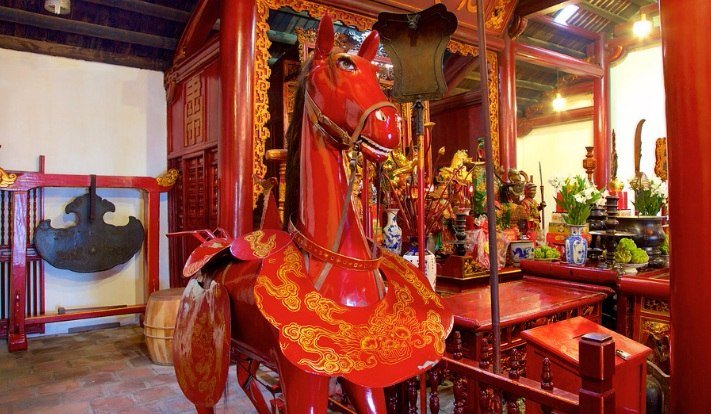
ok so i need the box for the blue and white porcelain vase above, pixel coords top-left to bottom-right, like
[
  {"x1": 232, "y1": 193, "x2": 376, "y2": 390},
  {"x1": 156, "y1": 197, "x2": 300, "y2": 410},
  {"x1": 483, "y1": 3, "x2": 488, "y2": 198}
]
[
  {"x1": 565, "y1": 224, "x2": 588, "y2": 265},
  {"x1": 382, "y1": 208, "x2": 402, "y2": 255}
]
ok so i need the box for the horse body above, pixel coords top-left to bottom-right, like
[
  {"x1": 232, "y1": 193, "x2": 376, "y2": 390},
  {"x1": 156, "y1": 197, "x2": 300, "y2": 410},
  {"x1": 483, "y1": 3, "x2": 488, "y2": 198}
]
[{"x1": 173, "y1": 16, "x2": 452, "y2": 414}]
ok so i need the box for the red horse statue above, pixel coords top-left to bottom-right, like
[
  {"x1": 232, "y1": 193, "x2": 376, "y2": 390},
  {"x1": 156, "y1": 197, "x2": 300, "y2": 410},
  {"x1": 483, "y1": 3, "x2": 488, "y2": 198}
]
[{"x1": 173, "y1": 15, "x2": 453, "y2": 413}]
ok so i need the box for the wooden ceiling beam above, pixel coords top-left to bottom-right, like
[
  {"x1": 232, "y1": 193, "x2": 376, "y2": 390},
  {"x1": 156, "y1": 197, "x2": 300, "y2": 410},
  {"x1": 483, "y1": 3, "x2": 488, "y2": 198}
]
[
  {"x1": 517, "y1": 79, "x2": 554, "y2": 92},
  {"x1": 578, "y1": 1, "x2": 629, "y2": 24},
  {"x1": 0, "y1": 6, "x2": 177, "y2": 50},
  {"x1": 518, "y1": 106, "x2": 594, "y2": 136},
  {"x1": 0, "y1": 34, "x2": 167, "y2": 70},
  {"x1": 627, "y1": 0, "x2": 656, "y2": 7},
  {"x1": 80, "y1": 0, "x2": 190, "y2": 23},
  {"x1": 519, "y1": 35, "x2": 588, "y2": 59},
  {"x1": 516, "y1": 0, "x2": 579, "y2": 17},
  {"x1": 517, "y1": 42, "x2": 603, "y2": 77},
  {"x1": 531, "y1": 15, "x2": 600, "y2": 41},
  {"x1": 443, "y1": 54, "x2": 478, "y2": 97}
]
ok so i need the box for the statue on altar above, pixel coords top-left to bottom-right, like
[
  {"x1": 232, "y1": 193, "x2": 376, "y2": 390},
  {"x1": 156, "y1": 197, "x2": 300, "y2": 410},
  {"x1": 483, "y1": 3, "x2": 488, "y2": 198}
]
[{"x1": 520, "y1": 181, "x2": 546, "y2": 240}]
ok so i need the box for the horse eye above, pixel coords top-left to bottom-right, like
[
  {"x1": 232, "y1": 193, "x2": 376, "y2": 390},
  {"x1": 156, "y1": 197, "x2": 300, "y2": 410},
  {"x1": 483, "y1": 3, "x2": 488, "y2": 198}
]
[{"x1": 337, "y1": 57, "x2": 355, "y2": 71}]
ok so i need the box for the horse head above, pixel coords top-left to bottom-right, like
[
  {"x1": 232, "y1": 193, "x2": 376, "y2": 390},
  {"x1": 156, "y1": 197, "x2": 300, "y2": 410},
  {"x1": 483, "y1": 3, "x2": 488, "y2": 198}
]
[{"x1": 306, "y1": 15, "x2": 399, "y2": 162}]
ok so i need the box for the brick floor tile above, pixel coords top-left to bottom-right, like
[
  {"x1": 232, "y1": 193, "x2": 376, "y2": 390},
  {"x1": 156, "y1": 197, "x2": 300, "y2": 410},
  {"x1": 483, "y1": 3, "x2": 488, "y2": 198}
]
[
  {"x1": 143, "y1": 374, "x2": 176, "y2": 387},
  {"x1": 0, "y1": 384, "x2": 35, "y2": 404},
  {"x1": 160, "y1": 396, "x2": 195, "y2": 413},
  {"x1": 128, "y1": 354, "x2": 153, "y2": 367},
  {"x1": 90, "y1": 395, "x2": 136, "y2": 413},
  {"x1": 79, "y1": 371, "x2": 118, "y2": 387},
  {"x1": 12, "y1": 392, "x2": 64, "y2": 413},
  {"x1": 133, "y1": 384, "x2": 178, "y2": 405},
  {"x1": 71, "y1": 384, "x2": 106, "y2": 402},
  {"x1": 47, "y1": 400, "x2": 93, "y2": 414},
  {"x1": 10, "y1": 371, "x2": 53, "y2": 388},
  {"x1": 105, "y1": 378, "x2": 148, "y2": 395},
  {"x1": 117, "y1": 366, "x2": 154, "y2": 380},
  {"x1": 51, "y1": 365, "x2": 92, "y2": 382},
  {"x1": 36, "y1": 378, "x2": 80, "y2": 395}
]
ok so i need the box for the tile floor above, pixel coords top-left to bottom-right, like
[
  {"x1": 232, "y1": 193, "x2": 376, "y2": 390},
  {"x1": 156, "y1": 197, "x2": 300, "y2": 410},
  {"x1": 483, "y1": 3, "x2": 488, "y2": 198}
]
[
  {"x1": 1, "y1": 326, "x2": 455, "y2": 413},
  {"x1": 0, "y1": 326, "x2": 263, "y2": 414}
]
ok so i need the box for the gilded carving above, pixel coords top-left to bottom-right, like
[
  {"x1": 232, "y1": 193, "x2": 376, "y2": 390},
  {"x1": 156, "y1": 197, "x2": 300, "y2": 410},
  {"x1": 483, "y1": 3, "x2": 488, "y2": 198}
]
[
  {"x1": 0, "y1": 167, "x2": 17, "y2": 188},
  {"x1": 244, "y1": 230, "x2": 277, "y2": 259},
  {"x1": 156, "y1": 169, "x2": 179, "y2": 187},
  {"x1": 655, "y1": 137, "x2": 668, "y2": 181},
  {"x1": 642, "y1": 297, "x2": 670, "y2": 315},
  {"x1": 254, "y1": 0, "x2": 503, "y2": 200}
]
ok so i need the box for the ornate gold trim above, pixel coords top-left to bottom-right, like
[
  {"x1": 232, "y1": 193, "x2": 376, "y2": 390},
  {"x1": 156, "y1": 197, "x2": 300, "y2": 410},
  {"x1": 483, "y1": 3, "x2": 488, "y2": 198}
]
[
  {"x1": 156, "y1": 168, "x2": 179, "y2": 187},
  {"x1": 254, "y1": 0, "x2": 503, "y2": 200},
  {"x1": 0, "y1": 167, "x2": 17, "y2": 188}
]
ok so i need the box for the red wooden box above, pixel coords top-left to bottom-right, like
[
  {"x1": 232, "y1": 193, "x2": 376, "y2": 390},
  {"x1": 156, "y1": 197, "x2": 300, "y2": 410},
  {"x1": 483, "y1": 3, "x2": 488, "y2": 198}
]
[{"x1": 521, "y1": 316, "x2": 651, "y2": 414}]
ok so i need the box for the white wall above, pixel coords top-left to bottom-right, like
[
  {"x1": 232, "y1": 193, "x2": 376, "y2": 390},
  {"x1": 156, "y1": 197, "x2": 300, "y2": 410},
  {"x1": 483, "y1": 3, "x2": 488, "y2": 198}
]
[
  {"x1": 517, "y1": 120, "x2": 594, "y2": 228},
  {"x1": 0, "y1": 49, "x2": 168, "y2": 335},
  {"x1": 610, "y1": 45, "x2": 666, "y2": 186},
  {"x1": 515, "y1": 44, "x2": 665, "y2": 227}
]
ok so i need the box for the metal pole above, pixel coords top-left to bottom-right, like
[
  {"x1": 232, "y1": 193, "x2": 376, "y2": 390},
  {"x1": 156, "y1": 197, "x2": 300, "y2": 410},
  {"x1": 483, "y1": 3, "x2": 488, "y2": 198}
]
[{"x1": 475, "y1": 0, "x2": 501, "y2": 375}]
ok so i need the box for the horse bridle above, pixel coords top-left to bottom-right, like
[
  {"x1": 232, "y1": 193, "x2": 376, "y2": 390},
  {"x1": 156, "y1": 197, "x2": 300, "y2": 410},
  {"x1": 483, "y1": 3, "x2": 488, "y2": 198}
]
[
  {"x1": 304, "y1": 91, "x2": 396, "y2": 150},
  {"x1": 296, "y1": 90, "x2": 394, "y2": 295}
]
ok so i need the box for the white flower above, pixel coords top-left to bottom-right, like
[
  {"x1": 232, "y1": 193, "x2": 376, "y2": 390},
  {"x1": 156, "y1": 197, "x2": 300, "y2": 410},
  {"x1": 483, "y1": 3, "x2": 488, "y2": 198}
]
[
  {"x1": 574, "y1": 193, "x2": 586, "y2": 203},
  {"x1": 548, "y1": 176, "x2": 562, "y2": 190}
]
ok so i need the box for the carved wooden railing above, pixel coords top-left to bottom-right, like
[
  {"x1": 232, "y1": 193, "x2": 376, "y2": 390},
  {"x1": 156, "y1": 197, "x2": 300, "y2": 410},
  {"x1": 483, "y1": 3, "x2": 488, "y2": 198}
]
[{"x1": 365, "y1": 330, "x2": 615, "y2": 414}]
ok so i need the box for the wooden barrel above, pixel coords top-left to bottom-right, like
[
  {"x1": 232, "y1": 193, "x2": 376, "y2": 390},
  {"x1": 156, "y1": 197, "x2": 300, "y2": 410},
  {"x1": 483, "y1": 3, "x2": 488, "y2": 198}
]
[{"x1": 144, "y1": 287, "x2": 183, "y2": 365}]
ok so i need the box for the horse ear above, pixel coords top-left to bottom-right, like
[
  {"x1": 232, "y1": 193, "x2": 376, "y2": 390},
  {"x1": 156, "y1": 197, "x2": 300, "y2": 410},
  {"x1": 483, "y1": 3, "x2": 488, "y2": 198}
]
[
  {"x1": 314, "y1": 15, "x2": 334, "y2": 60},
  {"x1": 358, "y1": 30, "x2": 380, "y2": 62}
]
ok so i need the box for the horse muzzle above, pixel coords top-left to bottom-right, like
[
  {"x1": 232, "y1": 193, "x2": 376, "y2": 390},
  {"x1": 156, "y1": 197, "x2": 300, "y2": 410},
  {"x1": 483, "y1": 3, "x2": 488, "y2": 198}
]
[{"x1": 359, "y1": 135, "x2": 394, "y2": 162}]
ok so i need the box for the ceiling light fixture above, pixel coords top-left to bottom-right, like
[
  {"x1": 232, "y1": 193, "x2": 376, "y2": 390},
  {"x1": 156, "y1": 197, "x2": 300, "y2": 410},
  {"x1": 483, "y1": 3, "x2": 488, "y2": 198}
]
[
  {"x1": 552, "y1": 92, "x2": 566, "y2": 112},
  {"x1": 552, "y1": 69, "x2": 566, "y2": 112},
  {"x1": 554, "y1": 4, "x2": 579, "y2": 24},
  {"x1": 44, "y1": 0, "x2": 71, "y2": 15},
  {"x1": 633, "y1": 14, "x2": 653, "y2": 38}
]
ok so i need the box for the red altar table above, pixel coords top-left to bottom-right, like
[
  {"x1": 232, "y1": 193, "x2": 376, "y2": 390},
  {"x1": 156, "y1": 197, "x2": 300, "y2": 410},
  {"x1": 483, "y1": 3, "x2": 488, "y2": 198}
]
[
  {"x1": 522, "y1": 316, "x2": 651, "y2": 414},
  {"x1": 443, "y1": 276, "x2": 613, "y2": 363}
]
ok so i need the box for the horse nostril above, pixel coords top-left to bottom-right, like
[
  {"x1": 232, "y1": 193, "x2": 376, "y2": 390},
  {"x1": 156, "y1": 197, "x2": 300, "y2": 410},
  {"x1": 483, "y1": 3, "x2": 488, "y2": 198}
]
[{"x1": 375, "y1": 109, "x2": 387, "y2": 122}]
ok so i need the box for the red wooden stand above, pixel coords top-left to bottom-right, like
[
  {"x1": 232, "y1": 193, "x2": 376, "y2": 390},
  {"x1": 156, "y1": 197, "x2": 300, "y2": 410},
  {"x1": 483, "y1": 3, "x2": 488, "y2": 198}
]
[
  {"x1": 3, "y1": 166, "x2": 173, "y2": 352},
  {"x1": 522, "y1": 316, "x2": 651, "y2": 414}
]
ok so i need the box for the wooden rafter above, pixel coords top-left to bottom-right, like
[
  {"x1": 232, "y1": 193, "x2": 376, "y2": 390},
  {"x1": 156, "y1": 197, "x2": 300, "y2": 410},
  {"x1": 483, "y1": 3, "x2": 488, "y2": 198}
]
[
  {"x1": 531, "y1": 15, "x2": 600, "y2": 41},
  {"x1": 516, "y1": 0, "x2": 578, "y2": 17},
  {"x1": 517, "y1": 79, "x2": 554, "y2": 92},
  {"x1": 81, "y1": 0, "x2": 190, "y2": 23},
  {"x1": 519, "y1": 35, "x2": 587, "y2": 59},
  {"x1": 578, "y1": 1, "x2": 629, "y2": 24},
  {"x1": 627, "y1": 0, "x2": 656, "y2": 7},
  {"x1": 0, "y1": 34, "x2": 167, "y2": 70},
  {"x1": 0, "y1": 6, "x2": 177, "y2": 50}
]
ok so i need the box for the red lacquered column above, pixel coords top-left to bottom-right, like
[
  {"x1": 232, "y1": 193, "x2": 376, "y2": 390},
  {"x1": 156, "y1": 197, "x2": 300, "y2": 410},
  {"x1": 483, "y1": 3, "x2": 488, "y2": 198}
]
[
  {"x1": 219, "y1": 0, "x2": 255, "y2": 237},
  {"x1": 499, "y1": 33, "x2": 517, "y2": 171},
  {"x1": 592, "y1": 36, "x2": 610, "y2": 187},
  {"x1": 660, "y1": 0, "x2": 711, "y2": 411}
]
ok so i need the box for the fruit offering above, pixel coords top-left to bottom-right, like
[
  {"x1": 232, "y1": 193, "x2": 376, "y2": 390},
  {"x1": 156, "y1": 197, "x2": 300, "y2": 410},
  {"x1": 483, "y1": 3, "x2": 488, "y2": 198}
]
[
  {"x1": 533, "y1": 245, "x2": 560, "y2": 259},
  {"x1": 615, "y1": 238, "x2": 649, "y2": 264}
]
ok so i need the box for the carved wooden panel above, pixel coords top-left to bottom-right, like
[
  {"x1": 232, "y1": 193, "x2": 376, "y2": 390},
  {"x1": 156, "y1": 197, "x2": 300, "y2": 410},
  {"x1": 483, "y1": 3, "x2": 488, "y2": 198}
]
[{"x1": 184, "y1": 74, "x2": 205, "y2": 148}]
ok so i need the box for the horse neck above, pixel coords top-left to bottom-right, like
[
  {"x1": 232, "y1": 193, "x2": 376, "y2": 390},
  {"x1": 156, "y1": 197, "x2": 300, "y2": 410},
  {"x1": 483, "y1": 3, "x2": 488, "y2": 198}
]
[
  {"x1": 296, "y1": 114, "x2": 370, "y2": 260},
  {"x1": 295, "y1": 112, "x2": 383, "y2": 307}
]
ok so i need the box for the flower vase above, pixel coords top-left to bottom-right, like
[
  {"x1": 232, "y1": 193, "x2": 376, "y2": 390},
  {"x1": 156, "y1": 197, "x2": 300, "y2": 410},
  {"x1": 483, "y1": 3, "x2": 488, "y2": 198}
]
[
  {"x1": 565, "y1": 224, "x2": 588, "y2": 265},
  {"x1": 382, "y1": 208, "x2": 402, "y2": 255}
]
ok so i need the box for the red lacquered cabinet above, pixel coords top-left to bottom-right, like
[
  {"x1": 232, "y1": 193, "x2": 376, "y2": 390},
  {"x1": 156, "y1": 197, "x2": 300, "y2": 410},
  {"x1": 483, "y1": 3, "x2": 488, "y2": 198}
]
[{"x1": 522, "y1": 316, "x2": 651, "y2": 414}]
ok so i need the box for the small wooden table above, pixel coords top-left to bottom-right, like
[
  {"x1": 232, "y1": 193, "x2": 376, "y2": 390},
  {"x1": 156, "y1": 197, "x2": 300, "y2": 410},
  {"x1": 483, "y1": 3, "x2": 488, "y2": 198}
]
[
  {"x1": 522, "y1": 316, "x2": 651, "y2": 414},
  {"x1": 443, "y1": 276, "x2": 613, "y2": 363}
]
